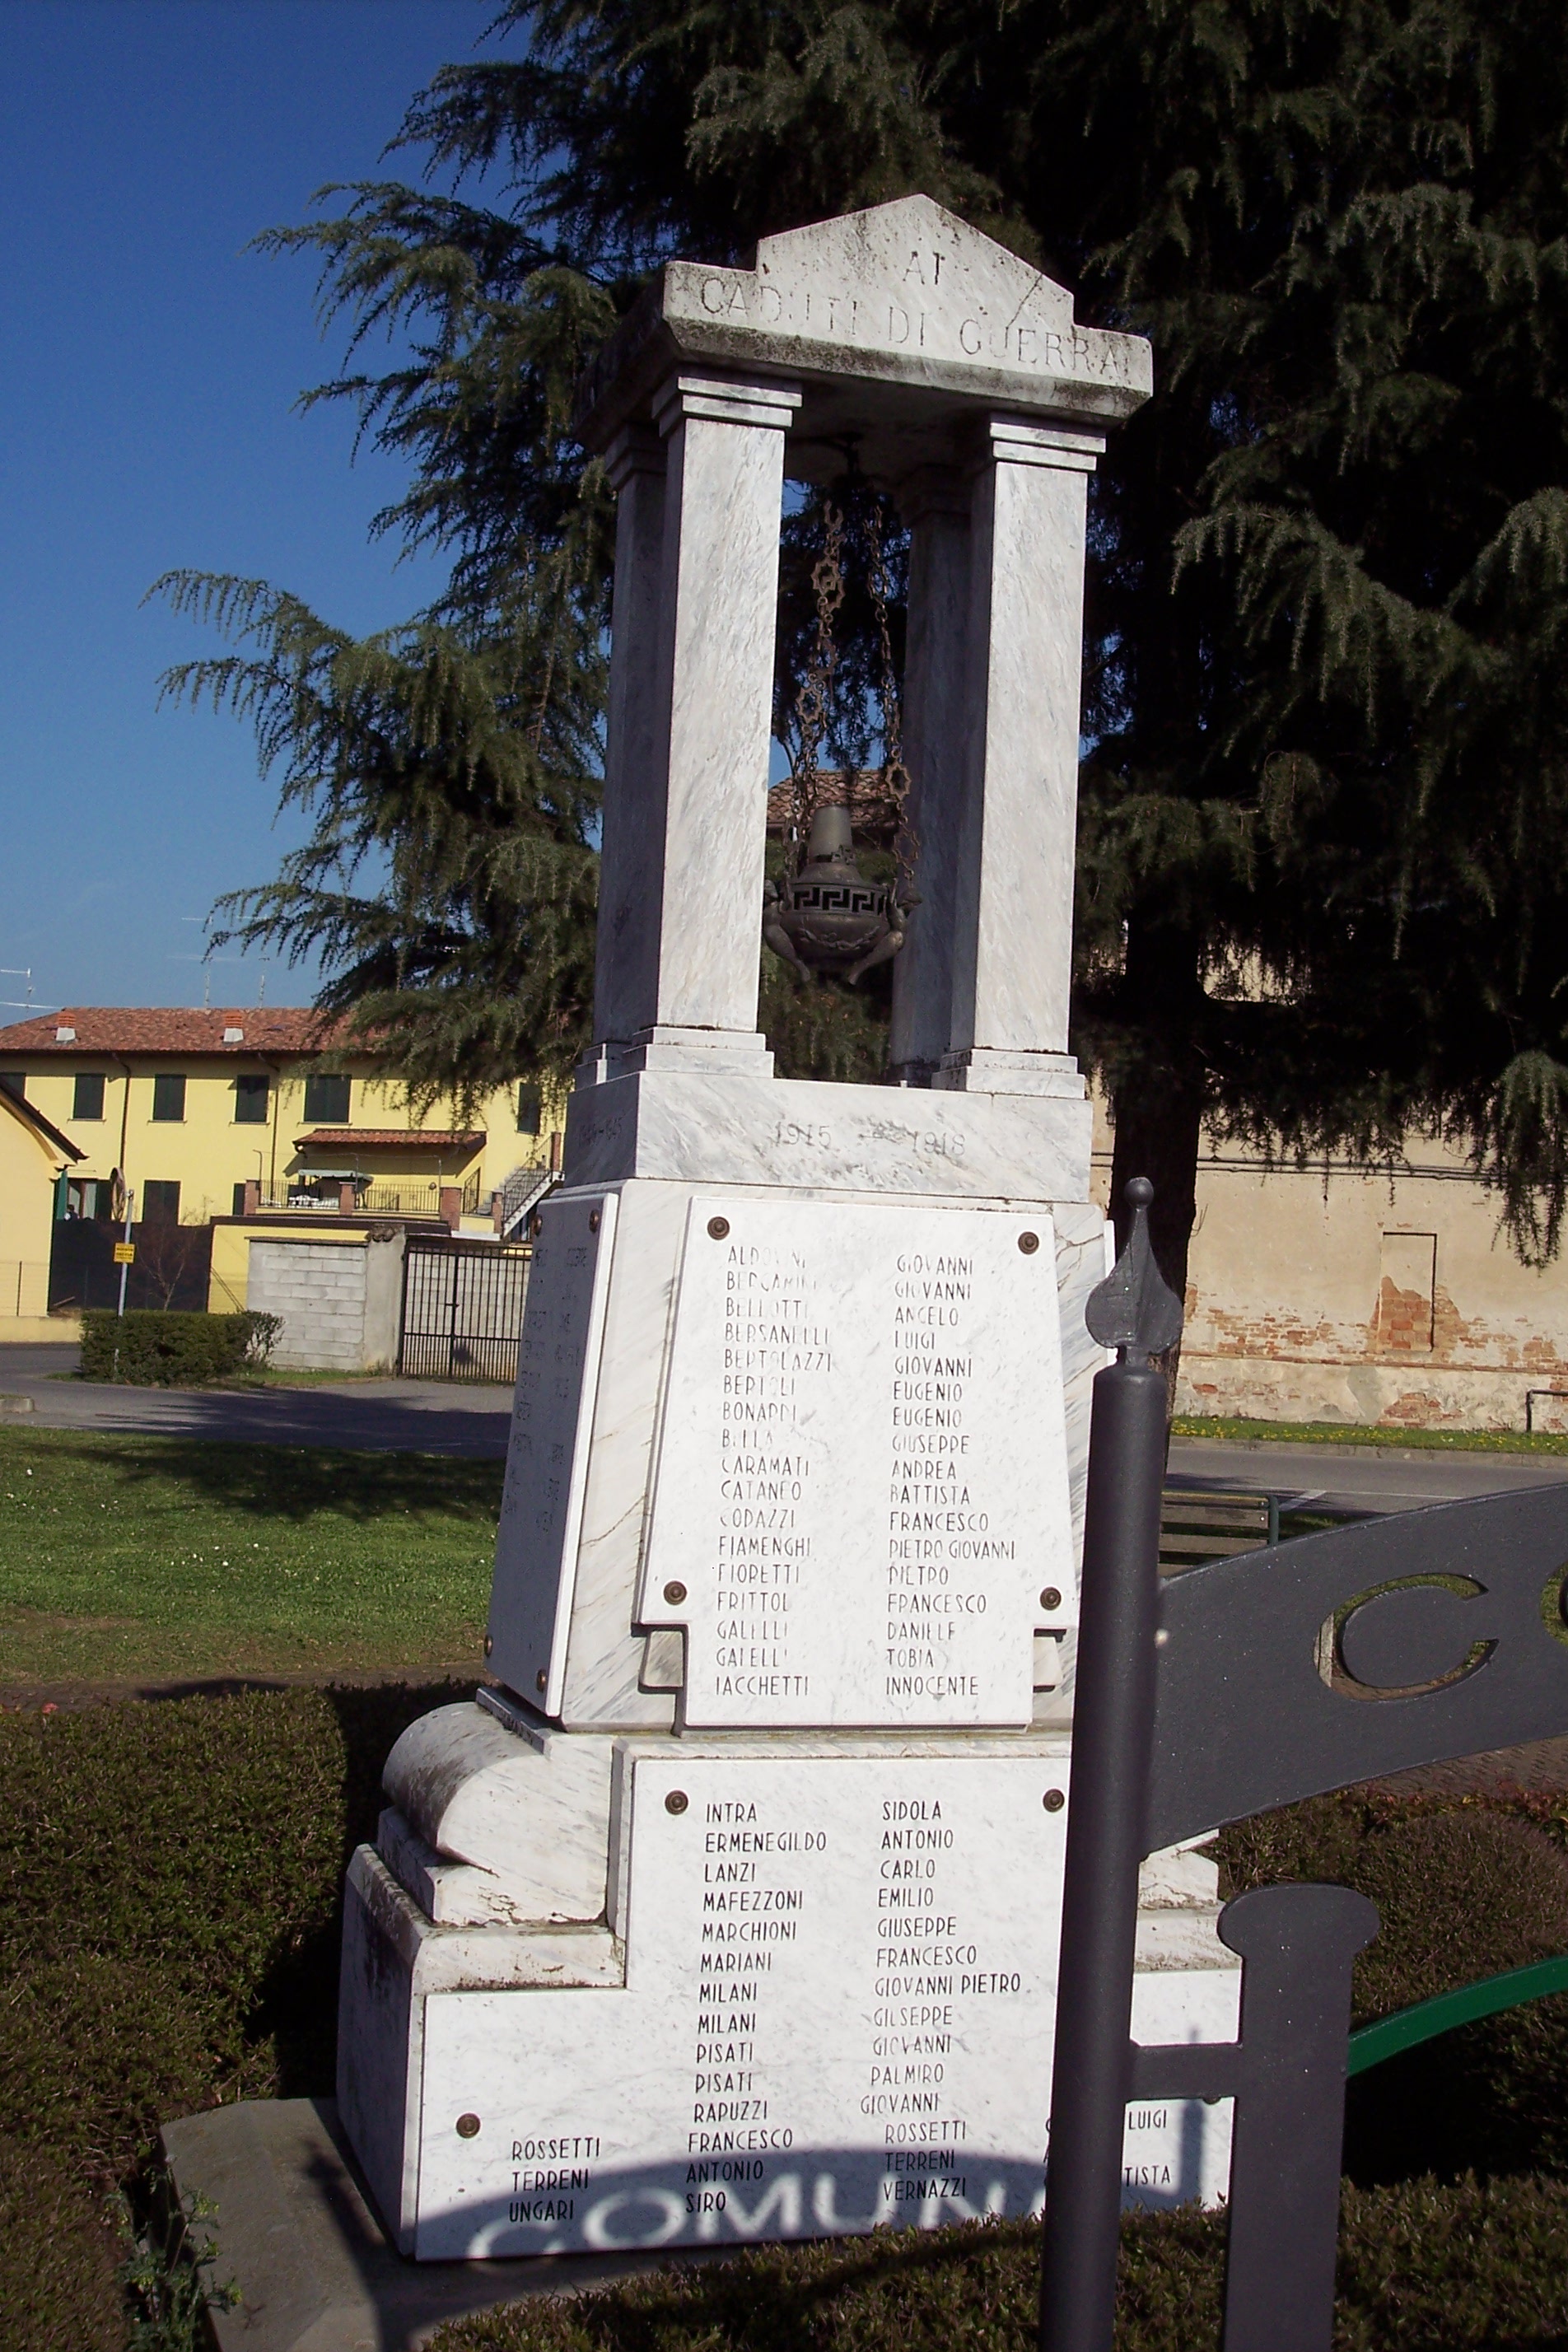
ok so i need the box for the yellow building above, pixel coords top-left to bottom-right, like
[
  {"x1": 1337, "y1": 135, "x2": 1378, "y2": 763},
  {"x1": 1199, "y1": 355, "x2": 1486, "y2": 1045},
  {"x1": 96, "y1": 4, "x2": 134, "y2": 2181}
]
[
  {"x1": 0, "y1": 1006, "x2": 563, "y2": 1239},
  {"x1": 0, "y1": 1085, "x2": 82, "y2": 1337}
]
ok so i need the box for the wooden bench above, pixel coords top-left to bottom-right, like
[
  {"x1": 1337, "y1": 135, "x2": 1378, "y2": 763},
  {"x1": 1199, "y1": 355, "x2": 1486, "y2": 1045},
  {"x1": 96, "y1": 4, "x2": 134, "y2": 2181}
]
[{"x1": 1160, "y1": 1488, "x2": 1279, "y2": 1573}]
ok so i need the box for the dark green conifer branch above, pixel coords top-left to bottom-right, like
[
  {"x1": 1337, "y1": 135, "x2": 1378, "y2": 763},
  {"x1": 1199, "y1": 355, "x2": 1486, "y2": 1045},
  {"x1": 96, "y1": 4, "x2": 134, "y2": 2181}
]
[{"x1": 156, "y1": 0, "x2": 1568, "y2": 1270}]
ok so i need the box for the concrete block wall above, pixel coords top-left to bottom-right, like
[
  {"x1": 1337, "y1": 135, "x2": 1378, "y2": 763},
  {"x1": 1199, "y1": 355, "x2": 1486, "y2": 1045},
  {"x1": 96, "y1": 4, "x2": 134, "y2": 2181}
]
[
  {"x1": 362, "y1": 1230, "x2": 405, "y2": 1372},
  {"x1": 248, "y1": 1239, "x2": 371, "y2": 1373}
]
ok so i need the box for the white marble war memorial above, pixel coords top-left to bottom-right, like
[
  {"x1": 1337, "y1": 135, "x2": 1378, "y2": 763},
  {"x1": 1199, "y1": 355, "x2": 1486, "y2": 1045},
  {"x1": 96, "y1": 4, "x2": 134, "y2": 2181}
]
[{"x1": 337, "y1": 195, "x2": 1240, "y2": 2262}]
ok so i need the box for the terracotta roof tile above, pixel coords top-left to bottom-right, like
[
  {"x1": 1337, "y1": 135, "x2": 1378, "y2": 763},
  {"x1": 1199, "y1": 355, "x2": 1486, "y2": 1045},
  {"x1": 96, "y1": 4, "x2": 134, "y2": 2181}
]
[
  {"x1": 0, "y1": 1008, "x2": 351, "y2": 1055},
  {"x1": 766, "y1": 768, "x2": 901, "y2": 843},
  {"x1": 295, "y1": 1128, "x2": 484, "y2": 1151}
]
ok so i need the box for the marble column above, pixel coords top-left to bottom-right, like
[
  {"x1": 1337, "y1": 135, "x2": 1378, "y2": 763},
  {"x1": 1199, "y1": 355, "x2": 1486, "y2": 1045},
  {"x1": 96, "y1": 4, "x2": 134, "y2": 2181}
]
[
  {"x1": 593, "y1": 425, "x2": 668, "y2": 1049},
  {"x1": 888, "y1": 467, "x2": 972, "y2": 1086},
  {"x1": 936, "y1": 418, "x2": 1104, "y2": 1097},
  {"x1": 594, "y1": 371, "x2": 800, "y2": 1078}
]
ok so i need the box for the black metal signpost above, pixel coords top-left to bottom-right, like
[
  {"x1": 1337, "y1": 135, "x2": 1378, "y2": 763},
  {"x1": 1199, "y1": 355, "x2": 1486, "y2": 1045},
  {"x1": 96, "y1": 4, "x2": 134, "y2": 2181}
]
[{"x1": 1040, "y1": 1181, "x2": 1568, "y2": 2352}]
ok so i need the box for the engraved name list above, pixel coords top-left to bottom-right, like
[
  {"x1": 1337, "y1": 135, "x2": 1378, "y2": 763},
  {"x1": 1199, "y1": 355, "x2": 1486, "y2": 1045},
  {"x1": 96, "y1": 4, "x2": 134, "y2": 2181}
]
[{"x1": 639, "y1": 1197, "x2": 1076, "y2": 1728}]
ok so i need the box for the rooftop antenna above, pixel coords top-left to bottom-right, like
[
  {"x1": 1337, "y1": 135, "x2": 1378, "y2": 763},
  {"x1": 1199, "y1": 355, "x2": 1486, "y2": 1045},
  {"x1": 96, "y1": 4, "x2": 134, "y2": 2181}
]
[
  {"x1": 168, "y1": 945, "x2": 239, "y2": 1010},
  {"x1": 0, "y1": 968, "x2": 50, "y2": 1012},
  {"x1": 176, "y1": 918, "x2": 214, "y2": 1013}
]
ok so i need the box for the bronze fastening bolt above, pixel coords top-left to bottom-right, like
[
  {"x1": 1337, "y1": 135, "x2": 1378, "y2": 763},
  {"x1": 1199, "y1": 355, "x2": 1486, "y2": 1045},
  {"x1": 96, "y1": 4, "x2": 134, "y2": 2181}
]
[
  {"x1": 665, "y1": 1790, "x2": 688, "y2": 1815},
  {"x1": 707, "y1": 1216, "x2": 730, "y2": 1240},
  {"x1": 1019, "y1": 1231, "x2": 1040, "y2": 1254}
]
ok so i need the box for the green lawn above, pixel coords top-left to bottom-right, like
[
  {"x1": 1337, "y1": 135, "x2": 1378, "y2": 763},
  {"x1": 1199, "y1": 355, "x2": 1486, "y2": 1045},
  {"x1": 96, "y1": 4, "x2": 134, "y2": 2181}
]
[
  {"x1": 0, "y1": 1427, "x2": 502, "y2": 1684},
  {"x1": 427, "y1": 2182, "x2": 1568, "y2": 2352},
  {"x1": 1172, "y1": 1413, "x2": 1568, "y2": 1454}
]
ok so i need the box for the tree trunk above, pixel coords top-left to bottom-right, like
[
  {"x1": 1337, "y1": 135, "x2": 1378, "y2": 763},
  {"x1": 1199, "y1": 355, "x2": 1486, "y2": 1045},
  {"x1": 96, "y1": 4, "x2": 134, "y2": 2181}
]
[
  {"x1": 1105, "y1": 926, "x2": 1209, "y2": 1421},
  {"x1": 1108, "y1": 1082, "x2": 1204, "y2": 1308}
]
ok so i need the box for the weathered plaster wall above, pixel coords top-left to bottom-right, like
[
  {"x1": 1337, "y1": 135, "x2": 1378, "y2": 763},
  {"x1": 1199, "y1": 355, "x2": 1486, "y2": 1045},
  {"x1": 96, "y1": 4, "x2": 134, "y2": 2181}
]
[{"x1": 1090, "y1": 1099, "x2": 1568, "y2": 1430}]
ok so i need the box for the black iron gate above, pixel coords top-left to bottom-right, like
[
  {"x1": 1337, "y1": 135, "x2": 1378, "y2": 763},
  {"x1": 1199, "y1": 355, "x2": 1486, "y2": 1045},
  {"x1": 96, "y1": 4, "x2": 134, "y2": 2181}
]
[{"x1": 397, "y1": 1236, "x2": 531, "y2": 1382}]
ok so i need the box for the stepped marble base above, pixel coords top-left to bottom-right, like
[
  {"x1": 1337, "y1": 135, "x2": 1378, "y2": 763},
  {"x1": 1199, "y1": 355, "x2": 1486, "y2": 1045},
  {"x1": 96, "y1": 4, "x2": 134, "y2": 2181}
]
[
  {"x1": 336, "y1": 1070, "x2": 1198, "y2": 2267},
  {"x1": 339, "y1": 1711, "x2": 1239, "y2": 2259}
]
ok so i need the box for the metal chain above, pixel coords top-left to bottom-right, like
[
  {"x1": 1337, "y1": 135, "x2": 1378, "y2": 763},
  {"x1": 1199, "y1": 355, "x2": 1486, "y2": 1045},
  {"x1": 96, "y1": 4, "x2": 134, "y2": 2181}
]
[
  {"x1": 788, "y1": 498, "x2": 846, "y2": 870},
  {"x1": 865, "y1": 497, "x2": 917, "y2": 904}
]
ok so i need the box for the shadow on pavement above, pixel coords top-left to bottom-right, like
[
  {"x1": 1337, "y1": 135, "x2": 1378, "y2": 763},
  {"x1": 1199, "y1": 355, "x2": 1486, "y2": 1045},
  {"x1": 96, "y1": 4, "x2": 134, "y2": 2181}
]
[
  {"x1": 70, "y1": 1386, "x2": 514, "y2": 1458},
  {"x1": 0, "y1": 1346, "x2": 512, "y2": 1459},
  {"x1": 1, "y1": 1426, "x2": 505, "y2": 1520}
]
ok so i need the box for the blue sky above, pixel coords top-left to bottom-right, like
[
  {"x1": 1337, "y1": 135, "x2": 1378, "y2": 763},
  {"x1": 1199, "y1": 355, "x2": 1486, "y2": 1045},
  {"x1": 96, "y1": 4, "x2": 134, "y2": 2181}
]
[{"x1": 0, "y1": 0, "x2": 499, "y2": 1019}]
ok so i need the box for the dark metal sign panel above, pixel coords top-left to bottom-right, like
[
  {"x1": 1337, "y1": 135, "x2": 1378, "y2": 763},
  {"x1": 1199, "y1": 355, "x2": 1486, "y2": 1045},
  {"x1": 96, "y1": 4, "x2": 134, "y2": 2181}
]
[{"x1": 1147, "y1": 1484, "x2": 1568, "y2": 1852}]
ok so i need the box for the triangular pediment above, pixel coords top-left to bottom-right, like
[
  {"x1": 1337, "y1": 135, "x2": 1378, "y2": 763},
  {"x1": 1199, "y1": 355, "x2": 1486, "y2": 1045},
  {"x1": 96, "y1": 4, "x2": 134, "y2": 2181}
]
[
  {"x1": 577, "y1": 192, "x2": 1150, "y2": 453},
  {"x1": 752, "y1": 196, "x2": 1075, "y2": 334}
]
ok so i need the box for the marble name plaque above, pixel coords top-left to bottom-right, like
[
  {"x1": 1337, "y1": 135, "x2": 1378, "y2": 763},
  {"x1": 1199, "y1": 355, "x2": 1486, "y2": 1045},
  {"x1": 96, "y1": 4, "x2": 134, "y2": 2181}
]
[
  {"x1": 414, "y1": 1753, "x2": 1236, "y2": 2257},
  {"x1": 488, "y1": 1192, "x2": 618, "y2": 1713},
  {"x1": 637, "y1": 1196, "x2": 1074, "y2": 1729}
]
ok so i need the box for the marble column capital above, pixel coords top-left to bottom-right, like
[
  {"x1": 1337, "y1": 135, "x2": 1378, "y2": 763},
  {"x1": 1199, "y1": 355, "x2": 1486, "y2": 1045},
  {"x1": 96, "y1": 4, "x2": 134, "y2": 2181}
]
[
  {"x1": 604, "y1": 421, "x2": 666, "y2": 492},
  {"x1": 651, "y1": 371, "x2": 802, "y2": 437},
  {"x1": 966, "y1": 415, "x2": 1105, "y2": 478}
]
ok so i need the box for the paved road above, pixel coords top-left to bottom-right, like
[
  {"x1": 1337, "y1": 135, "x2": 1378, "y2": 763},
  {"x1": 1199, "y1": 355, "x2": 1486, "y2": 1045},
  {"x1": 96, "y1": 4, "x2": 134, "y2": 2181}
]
[
  {"x1": 7, "y1": 1344, "x2": 1568, "y2": 1498},
  {"x1": 0, "y1": 1344, "x2": 513, "y2": 1458},
  {"x1": 1168, "y1": 1434, "x2": 1568, "y2": 1517}
]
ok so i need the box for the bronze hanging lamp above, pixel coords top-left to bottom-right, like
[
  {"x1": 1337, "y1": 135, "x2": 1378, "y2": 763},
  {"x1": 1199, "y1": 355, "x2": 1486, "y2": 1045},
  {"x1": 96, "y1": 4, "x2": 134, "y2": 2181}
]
[{"x1": 762, "y1": 488, "x2": 918, "y2": 983}]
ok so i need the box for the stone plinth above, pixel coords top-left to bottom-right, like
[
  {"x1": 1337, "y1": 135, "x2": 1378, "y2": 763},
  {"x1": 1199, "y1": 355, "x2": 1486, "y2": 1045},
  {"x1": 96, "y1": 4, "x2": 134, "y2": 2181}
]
[
  {"x1": 159, "y1": 2098, "x2": 703, "y2": 2351},
  {"x1": 340, "y1": 1725, "x2": 1239, "y2": 2259}
]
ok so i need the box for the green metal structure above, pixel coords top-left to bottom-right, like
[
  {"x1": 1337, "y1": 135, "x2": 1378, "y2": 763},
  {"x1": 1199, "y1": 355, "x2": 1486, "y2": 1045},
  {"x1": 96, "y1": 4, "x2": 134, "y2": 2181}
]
[{"x1": 1348, "y1": 1954, "x2": 1568, "y2": 2076}]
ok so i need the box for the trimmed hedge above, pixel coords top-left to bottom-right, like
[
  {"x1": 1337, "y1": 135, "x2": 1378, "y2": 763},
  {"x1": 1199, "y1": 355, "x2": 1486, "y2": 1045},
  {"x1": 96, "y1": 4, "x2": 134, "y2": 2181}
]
[
  {"x1": 6, "y1": 1708, "x2": 1568, "y2": 2347},
  {"x1": 1221, "y1": 1794, "x2": 1568, "y2": 2184},
  {"x1": 0, "y1": 2135, "x2": 122, "y2": 2351},
  {"x1": 78, "y1": 1309, "x2": 281, "y2": 1387},
  {"x1": 0, "y1": 1682, "x2": 466, "y2": 2352},
  {"x1": 430, "y1": 2178, "x2": 1568, "y2": 2350}
]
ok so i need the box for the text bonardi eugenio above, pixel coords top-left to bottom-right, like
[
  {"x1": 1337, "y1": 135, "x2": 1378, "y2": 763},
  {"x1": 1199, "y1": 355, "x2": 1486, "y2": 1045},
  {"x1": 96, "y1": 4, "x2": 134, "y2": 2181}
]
[{"x1": 695, "y1": 1234, "x2": 1020, "y2": 1710}]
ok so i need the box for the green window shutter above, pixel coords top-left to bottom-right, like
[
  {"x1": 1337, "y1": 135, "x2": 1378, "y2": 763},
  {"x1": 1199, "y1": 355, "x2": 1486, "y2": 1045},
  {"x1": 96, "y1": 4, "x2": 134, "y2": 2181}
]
[{"x1": 303, "y1": 1073, "x2": 351, "y2": 1124}]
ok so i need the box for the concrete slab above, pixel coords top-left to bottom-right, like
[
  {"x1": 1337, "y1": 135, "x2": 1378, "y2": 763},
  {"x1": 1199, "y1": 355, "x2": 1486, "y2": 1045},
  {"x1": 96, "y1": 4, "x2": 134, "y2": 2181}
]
[{"x1": 161, "y1": 2097, "x2": 700, "y2": 2351}]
